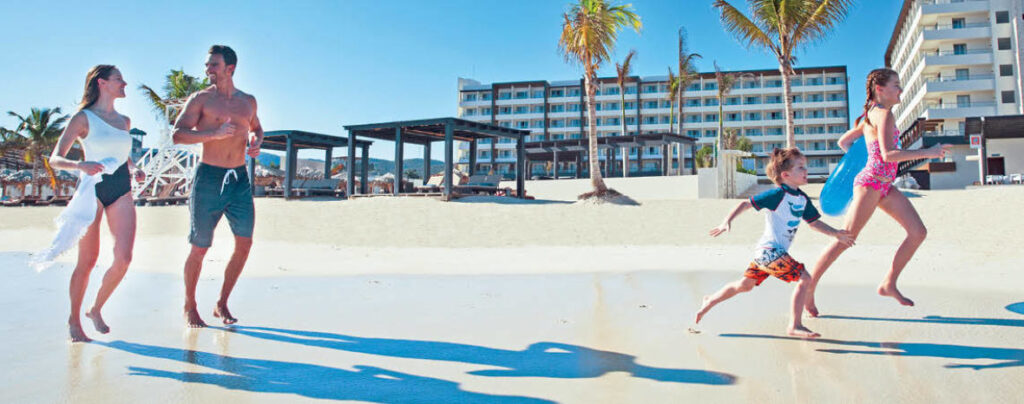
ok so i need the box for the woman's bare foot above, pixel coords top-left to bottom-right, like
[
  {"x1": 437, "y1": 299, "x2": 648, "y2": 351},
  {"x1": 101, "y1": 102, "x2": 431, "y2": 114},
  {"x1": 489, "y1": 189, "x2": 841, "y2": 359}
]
[
  {"x1": 69, "y1": 322, "x2": 92, "y2": 343},
  {"x1": 694, "y1": 296, "x2": 711, "y2": 324},
  {"x1": 877, "y1": 283, "x2": 915, "y2": 306},
  {"x1": 213, "y1": 303, "x2": 238, "y2": 325},
  {"x1": 84, "y1": 310, "x2": 110, "y2": 334},
  {"x1": 185, "y1": 308, "x2": 207, "y2": 328},
  {"x1": 787, "y1": 324, "x2": 821, "y2": 339}
]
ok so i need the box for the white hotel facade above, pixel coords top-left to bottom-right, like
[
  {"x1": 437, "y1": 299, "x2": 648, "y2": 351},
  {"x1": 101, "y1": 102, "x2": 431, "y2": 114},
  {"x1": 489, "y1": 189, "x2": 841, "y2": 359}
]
[
  {"x1": 886, "y1": 0, "x2": 1024, "y2": 188},
  {"x1": 456, "y1": 66, "x2": 851, "y2": 179}
]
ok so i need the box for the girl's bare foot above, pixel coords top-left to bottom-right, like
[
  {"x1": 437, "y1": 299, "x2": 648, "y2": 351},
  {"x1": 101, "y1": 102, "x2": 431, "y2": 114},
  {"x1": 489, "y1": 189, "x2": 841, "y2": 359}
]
[
  {"x1": 69, "y1": 322, "x2": 92, "y2": 343},
  {"x1": 877, "y1": 283, "x2": 915, "y2": 306},
  {"x1": 185, "y1": 308, "x2": 207, "y2": 328},
  {"x1": 694, "y1": 296, "x2": 711, "y2": 324},
  {"x1": 213, "y1": 304, "x2": 238, "y2": 325},
  {"x1": 804, "y1": 297, "x2": 820, "y2": 318},
  {"x1": 787, "y1": 325, "x2": 820, "y2": 339},
  {"x1": 85, "y1": 310, "x2": 110, "y2": 334}
]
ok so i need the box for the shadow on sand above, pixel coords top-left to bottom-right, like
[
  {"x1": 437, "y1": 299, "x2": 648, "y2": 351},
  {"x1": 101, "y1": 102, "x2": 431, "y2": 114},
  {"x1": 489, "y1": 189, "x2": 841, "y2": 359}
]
[
  {"x1": 1006, "y1": 302, "x2": 1024, "y2": 316},
  {"x1": 219, "y1": 326, "x2": 736, "y2": 385},
  {"x1": 720, "y1": 334, "x2": 1024, "y2": 370},
  {"x1": 98, "y1": 340, "x2": 553, "y2": 403},
  {"x1": 819, "y1": 313, "x2": 1024, "y2": 328}
]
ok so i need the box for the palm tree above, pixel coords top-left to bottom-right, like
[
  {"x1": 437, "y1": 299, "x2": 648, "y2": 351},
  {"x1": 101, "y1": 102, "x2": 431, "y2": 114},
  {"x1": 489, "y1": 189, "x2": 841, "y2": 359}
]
[
  {"x1": 713, "y1": 61, "x2": 754, "y2": 165},
  {"x1": 713, "y1": 0, "x2": 852, "y2": 148},
  {"x1": 615, "y1": 49, "x2": 637, "y2": 177},
  {"x1": 666, "y1": 68, "x2": 680, "y2": 137},
  {"x1": 559, "y1": 0, "x2": 641, "y2": 197},
  {"x1": 6, "y1": 107, "x2": 69, "y2": 195},
  {"x1": 676, "y1": 27, "x2": 701, "y2": 174},
  {"x1": 139, "y1": 69, "x2": 209, "y2": 123}
]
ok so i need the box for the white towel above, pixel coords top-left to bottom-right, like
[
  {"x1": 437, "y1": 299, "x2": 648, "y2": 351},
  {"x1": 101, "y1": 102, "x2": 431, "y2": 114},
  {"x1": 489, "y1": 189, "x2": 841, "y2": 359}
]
[{"x1": 31, "y1": 157, "x2": 120, "y2": 271}]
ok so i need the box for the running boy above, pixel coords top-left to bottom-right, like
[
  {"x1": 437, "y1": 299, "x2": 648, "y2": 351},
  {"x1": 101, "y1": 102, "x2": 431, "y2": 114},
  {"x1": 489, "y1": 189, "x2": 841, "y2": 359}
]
[{"x1": 695, "y1": 148, "x2": 854, "y2": 338}]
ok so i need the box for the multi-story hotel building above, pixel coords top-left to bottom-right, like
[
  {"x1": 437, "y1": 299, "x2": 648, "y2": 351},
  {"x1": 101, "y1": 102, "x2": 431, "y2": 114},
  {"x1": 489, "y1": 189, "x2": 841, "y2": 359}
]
[
  {"x1": 886, "y1": 0, "x2": 1024, "y2": 188},
  {"x1": 456, "y1": 65, "x2": 850, "y2": 179}
]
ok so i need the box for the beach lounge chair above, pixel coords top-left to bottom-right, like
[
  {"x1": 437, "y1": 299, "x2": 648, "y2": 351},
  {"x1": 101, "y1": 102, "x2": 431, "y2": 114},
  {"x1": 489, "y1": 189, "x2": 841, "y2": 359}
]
[
  {"x1": 3, "y1": 195, "x2": 39, "y2": 207},
  {"x1": 414, "y1": 175, "x2": 445, "y2": 193},
  {"x1": 453, "y1": 174, "x2": 502, "y2": 195}
]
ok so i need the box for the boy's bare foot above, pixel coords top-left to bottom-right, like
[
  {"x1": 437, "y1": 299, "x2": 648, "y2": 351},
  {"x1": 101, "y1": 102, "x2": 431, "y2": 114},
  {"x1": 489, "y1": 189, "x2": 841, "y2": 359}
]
[
  {"x1": 877, "y1": 283, "x2": 914, "y2": 306},
  {"x1": 84, "y1": 310, "x2": 110, "y2": 334},
  {"x1": 185, "y1": 308, "x2": 208, "y2": 328},
  {"x1": 787, "y1": 325, "x2": 820, "y2": 339},
  {"x1": 213, "y1": 303, "x2": 238, "y2": 325},
  {"x1": 69, "y1": 322, "x2": 92, "y2": 343},
  {"x1": 694, "y1": 296, "x2": 711, "y2": 324}
]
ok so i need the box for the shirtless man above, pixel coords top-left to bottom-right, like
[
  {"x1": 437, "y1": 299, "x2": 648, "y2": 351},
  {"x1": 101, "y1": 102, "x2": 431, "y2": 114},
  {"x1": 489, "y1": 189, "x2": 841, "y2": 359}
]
[{"x1": 172, "y1": 45, "x2": 263, "y2": 328}]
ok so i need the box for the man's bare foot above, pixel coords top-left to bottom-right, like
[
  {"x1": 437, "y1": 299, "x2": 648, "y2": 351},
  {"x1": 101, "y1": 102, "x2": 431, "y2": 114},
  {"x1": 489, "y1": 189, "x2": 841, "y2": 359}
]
[
  {"x1": 84, "y1": 310, "x2": 110, "y2": 334},
  {"x1": 213, "y1": 304, "x2": 238, "y2": 325},
  {"x1": 787, "y1": 325, "x2": 821, "y2": 339},
  {"x1": 694, "y1": 296, "x2": 711, "y2": 324},
  {"x1": 804, "y1": 298, "x2": 820, "y2": 318},
  {"x1": 877, "y1": 283, "x2": 915, "y2": 306},
  {"x1": 185, "y1": 308, "x2": 207, "y2": 328},
  {"x1": 69, "y1": 322, "x2": 92, "y2": 343}
]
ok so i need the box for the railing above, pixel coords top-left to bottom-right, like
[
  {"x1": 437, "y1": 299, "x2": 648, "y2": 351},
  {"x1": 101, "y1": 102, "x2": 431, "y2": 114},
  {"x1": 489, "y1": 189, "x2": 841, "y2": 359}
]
[
  {"x1": 922, "y1": 22, "x2": 990, "y2": 31},
  {"x1": 924, "y1": 48, "x2": 993, "y2": 56},
  {"x1": 924, "y1": 74, "x2": 995, "y2": 82},
  {"x1": 925, "y1": 101, "x2": 996, "y2": 109}
]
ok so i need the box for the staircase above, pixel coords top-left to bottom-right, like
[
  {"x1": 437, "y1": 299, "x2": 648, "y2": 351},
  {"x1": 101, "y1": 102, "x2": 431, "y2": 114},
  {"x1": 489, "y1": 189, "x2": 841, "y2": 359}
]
[{"x1": 896, "y1": 118, "x2": 943, "y2": 177}]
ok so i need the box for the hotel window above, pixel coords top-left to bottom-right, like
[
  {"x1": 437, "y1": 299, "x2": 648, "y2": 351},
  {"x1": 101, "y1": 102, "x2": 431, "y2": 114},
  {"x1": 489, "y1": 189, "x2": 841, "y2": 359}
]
[
  {"x1": 514, "y1": 106, "x2": 528, "y2": 114},
  {"x1": 688, "y1": 83, "x2": 701, "y2": 91},
  {"x1": 687, "y1": 115, "x2": 701, "y2": 123},
  {"x1": 531, "y1": 120, "x2": 544, "y2": 128},
  {"x1": 645, "y1": 101, "x2": 658, "y2": 108},
  {"x1": 745, "y1": 96, "x2": 761, "y2": 105},
  {"x1": 791, "y1": 78, "x2": 803, "y2": 86},
  {"x1": 705, "y1": 129, "x2": 717, "y2": 138},
  {"x1": 766, "y1": 95, "x2": 782, "y2": 104},
  {"x1": 550, "y1": 104, "x2": 565, "y2": 113},
  {"x1": 570, "y1": 119, "x2": 581, "y2": 127},
  {"x1": 595, "y1": 103, "x2": 602, "y2": 111},
  {"x1": 807, "y1": 77, "x2": 823, "y2": 85},
  {"x1": 517, "y1": 121, "x2": 529, "y2": 129},
  {"x1": 705, "y1": 98, "x2": 719, "y2": 106},
  {"x1": 703, "y1": 82, "x2": 718, "y2": 90},
  {"x1": 1001, "y1": 64, "x2": 1014, "y2": 76},
  {"x1": 746, "y1": 112, "x2": 761, "y2": 121},
  {"x1": 792, "y1": 95, "x2": 802, "y2": 103},
  {"x1": 1003, "y1": 91, "x2": 1016, "y2": 103},
  {"x1": 793, "y1": 126, "x2": 804, "y2": 135},
  {"x1": 766, "y1": 79, "x2": 782, "y2": 88},
  {"x1": 766, "y1": 127, "x2": 783, "y2": 136},
  {"x1": 500, "y1": 122, "x2": 511, "y2": 128},
  {"x1": 705, "y1": 114, "x2": 718, "y2": 121},
  {"x1": 550, "y1": 89, "x2": 564, "y2": 97},
  {"x1": 661, "y1": 116, "x2": 671, "y2": 124},
  {"x1": 625, "y1": 117, "x2": 637, "y2": 124},
  {"x1": 550, "y1": 119, "x2": 564, "y2": 128},
  {"x1": 726, "y1": 113, "x2": 740, "y2": 122},
  {"x1": 568, "y1": 88, "x2": 581, "y2": 96},
  {"x1": 687, "y1": 99, "x2": 701, "y2": 107},
  {"x1": 499, "y1": 107, "x2": 512, "y2": 115},
  {"x1": 685, "y1": 129, "x2": 699, "y2": 138},
  {"x1": 808, "y1": 94, "x2": 824, "y2": 102},
  {"x1": 605, "y1": 102, "x2": 619, "y2": 110},
  {"x1": 481, "y1": 93, "x2": 492, "y2": 100},
  {"x1": 661, "y1": 101, "x2": 672, "y2": 108},
  {"x1": 952, "y1": 18, "x2": 965, "y2": 29},
  {"x1": 769, "y1": 111, "x2": 783, "y2": 120},
  {"x1": 792, "y1": 110, "x2": 803, "y2": 119},
  {"x1": 998, "y1": 38, "x2": 1012, "y2": 50},
  {"x1": 752, "y1": 143, "x2": 764, "y2": 152},
  {"x1": 515, "y1": 91, "x2": 528, "y2": 99},
  {"x1": 624, "y1": 102, "x2": 636, "y2": 110},
  {"x1": 463, "y1": 93, "x2": 477, "y2": 101},
  {"x1": 531, "y1": 105, "x2": 544, "y2": 113},
  {"x1": 532, "y1": 90, "x2": 544, "y2": 98},
  {"x1": 745, "y1": 128, "x2": 762, "y2": 136},
  {"x1": 953, "y1": 43, "x2": 967, "y2": 54},
  {"x1": 726, "y1": 97, "x2": 740, "y2": 105},
  {"x1": 827, "y1": 77, "x2": 844, "y2": 85},
  {"x1": 568, "y1": 104, "x2": 581, "y2": 112},
  {"x1": 604, "y1": 87, "x2": 620, "y2": 95},
  {"x1": 464, "y1": 109, "x2": 476, "y2": 116},
  {"x1": 499, "y1": 92, "x2": 511, "y2": 100},
  {"x1": 643, "y1": 85, "x2": 659, "y2": 93},
  {"x1": 827, "y1": 93, "x2": 845, "y2": 101},
  {"x1": 997, "y1": 11, "x2": 1010, "y2": 24},
  {"x1": 645, "y1": 116, "x2": 658, "y2": 124},
  {"x1": 625, "y1": 86, "x2": 637, "y2": 94},
  {"x1": 481, "y1": 108, "x2": 492, "y2": 115}
]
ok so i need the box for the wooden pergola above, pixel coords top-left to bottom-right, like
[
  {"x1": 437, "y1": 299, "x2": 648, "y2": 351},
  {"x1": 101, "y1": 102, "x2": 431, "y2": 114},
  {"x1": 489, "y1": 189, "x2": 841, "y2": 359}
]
[
  {"x1": 522, "y1": 133, "x2": 699, "y2": 178},
  {"x1": 343, "y1": 118, "x2": 528, "y2": 198},
  {"x1": 260, "y1": 130, "x2": 373, "y2": 198}
]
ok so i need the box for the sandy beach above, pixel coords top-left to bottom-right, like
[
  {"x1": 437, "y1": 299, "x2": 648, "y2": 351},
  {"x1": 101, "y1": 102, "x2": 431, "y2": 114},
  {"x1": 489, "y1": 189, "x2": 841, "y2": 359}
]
[{"x1": 2, "y1": 185, "x2": 1022, "y2": 403}]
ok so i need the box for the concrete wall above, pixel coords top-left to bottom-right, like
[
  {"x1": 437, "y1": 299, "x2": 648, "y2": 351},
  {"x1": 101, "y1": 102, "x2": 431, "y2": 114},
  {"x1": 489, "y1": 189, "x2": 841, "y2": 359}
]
[
  {"x1": 500, "y1": 175, "x2": 700, "y2": 201},
  {"x1": 930, "y1": 145, "x2": 981, "y2": 189},
  {"x1": 988, "y1": 138, "x2": 1024, "y2": 175},
  {"x1": 696, "y1": 167, "x2": 758, "y2": 199}
]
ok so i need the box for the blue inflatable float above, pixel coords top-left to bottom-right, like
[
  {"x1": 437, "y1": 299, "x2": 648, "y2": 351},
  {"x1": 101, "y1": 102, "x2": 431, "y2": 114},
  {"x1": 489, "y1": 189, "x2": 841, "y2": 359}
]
[{"x1": 820, "y1": 137, "x2": 867, "y2": 217}]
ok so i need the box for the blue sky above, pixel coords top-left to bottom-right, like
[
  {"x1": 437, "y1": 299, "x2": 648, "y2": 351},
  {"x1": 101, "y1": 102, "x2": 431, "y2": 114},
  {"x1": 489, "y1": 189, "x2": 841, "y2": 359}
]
[{"x1": 0, "y1": 0, "x2": 902, "y2": 160}]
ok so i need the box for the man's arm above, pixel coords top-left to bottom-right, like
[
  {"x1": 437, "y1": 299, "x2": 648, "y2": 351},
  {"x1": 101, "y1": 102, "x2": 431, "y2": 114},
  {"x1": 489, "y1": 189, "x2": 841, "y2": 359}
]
[
  {"x1": 172, "y1": 92, "x2": 235, "y2": 145},
  {"x1": 247, "y1": 97, "x2": 263, "y2": 158}
]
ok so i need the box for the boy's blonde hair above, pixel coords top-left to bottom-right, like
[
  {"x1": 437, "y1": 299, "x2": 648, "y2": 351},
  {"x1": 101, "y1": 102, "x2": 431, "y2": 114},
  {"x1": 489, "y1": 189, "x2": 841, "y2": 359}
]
[{"x1": 765, "y1": 147, "x2": 805, "y2": 185}]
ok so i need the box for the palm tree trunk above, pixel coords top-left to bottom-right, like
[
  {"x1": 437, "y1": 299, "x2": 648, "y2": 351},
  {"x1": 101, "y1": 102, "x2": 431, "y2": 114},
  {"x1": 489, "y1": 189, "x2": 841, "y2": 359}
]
[
  {"x1": 677, "y1": 86, "x2": 684, "y2": 175},
  {"x1": 620, "y1": 90, "x2": 628, "y2": 178},
  {"x1": 717, "y1": 99, "x2": 724, "y2": 166},
  {"x1": 585, "y1": 69, "x2": 607, "y2": 193},
  {"x1": 781, "y1": 62, "x2": 796, "y2": 149}
]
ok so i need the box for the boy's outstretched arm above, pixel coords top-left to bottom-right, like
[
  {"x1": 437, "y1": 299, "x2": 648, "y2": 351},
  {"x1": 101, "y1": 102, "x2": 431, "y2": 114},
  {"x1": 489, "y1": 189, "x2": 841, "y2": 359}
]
[
  {"x1": 709, "y1": 200, "x2": 752, "y2": 237},
  {"x1": 808, "y1": 220, "x2": 856, "y2": 247}
]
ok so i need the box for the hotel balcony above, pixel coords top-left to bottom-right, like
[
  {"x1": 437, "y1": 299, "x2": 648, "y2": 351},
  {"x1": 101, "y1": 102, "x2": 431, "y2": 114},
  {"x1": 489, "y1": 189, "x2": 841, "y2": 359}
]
[
  {"x1": 922, "y1": 22, "x2": 991, "y2": 42},
  {"x1": 920, "y1": 0, "x2": 989, "y2": 15},
  {"x1": 923, "y1": 49, "x2": 993, "y2": 66},
  {"x1": 922, "y1": 74, "x2": 995, "y2": 94},
  {"x1": 923, "y1": 101, "x2": 997, "y2": 120}
]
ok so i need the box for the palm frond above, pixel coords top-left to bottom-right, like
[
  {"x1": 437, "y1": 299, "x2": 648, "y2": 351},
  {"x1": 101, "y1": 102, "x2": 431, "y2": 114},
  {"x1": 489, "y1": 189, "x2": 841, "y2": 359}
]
[{"x1": 713, "y1": 0, "x2": 778, "y2": 54}]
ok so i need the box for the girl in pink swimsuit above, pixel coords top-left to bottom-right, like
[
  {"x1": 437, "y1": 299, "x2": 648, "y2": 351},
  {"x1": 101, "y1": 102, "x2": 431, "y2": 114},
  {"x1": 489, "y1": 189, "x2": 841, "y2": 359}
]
[
  {"x1": 853, "y1": 123, "x2": 901, "y2": 198},
  {"x1": 802, "y1": 68, "x2": 950, "y2": 317}
]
